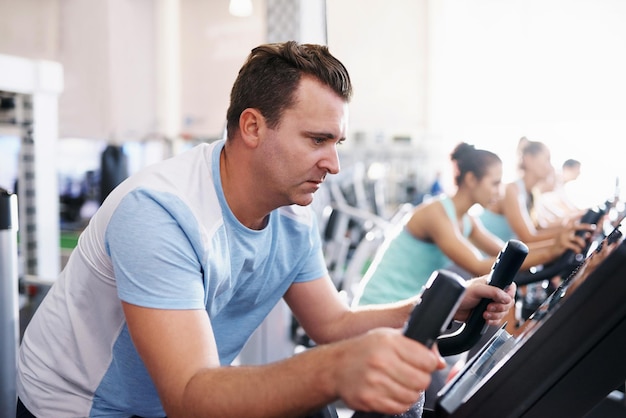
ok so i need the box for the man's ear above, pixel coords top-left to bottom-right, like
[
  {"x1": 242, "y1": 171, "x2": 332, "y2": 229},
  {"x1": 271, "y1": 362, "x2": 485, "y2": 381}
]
[{"x1": 239, "y1": 108, "x2": 265, "y2": 148}]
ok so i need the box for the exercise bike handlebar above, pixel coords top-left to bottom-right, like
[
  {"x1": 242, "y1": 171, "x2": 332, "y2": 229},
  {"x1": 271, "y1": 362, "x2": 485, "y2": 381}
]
[{"x1": 436, "y1": 239, "x2": 529, "y2": 357}]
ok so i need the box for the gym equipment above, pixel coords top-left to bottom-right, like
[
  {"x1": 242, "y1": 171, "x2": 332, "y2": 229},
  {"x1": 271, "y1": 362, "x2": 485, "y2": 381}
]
[
  {"x1": 514, "y1": 205, "x2": 606, "y2": 287},
  {"x1": 434, "y1": 224, "x2": 626, "y2": 417},
  {"x1": 99, "y1": 144, "x2": 129, "y2": 204},
  {"x1": 437, "y1": 240, "x2": 528, "y2": 357},
  {"x1": 515, "y1": 205, "x2": 607, "y2": 321},
  {"x1": 351, "y1": 269, "x2": 468, "y2": 418},
  {"x1": 0, "y1": 190, "x2": 19, "y2": 416},
  {"x1": 343, "y1": 240, "x2": 526, "y2": 417}
]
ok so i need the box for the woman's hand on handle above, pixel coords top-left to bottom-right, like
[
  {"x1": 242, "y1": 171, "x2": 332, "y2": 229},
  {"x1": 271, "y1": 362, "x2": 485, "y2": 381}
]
[{"x1": 453, "y1": 276, "x2": 516, "y2": 326}]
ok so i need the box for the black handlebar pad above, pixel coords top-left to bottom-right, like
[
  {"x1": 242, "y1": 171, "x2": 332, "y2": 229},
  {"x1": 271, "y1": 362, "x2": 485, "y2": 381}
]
[
  {"x1": 558, "y1": 205, "x2": 606, "y2": 263},
  {"x1": 514, "y1": 205, "x2": 606, "y2": 286},
  {"x1": 437, "y1": 239, "x2": 529, "y2": 357},
  {"x1": 350, "y1": 270, "x2": 467, "y2": 418},
  {"x1": 403, "y1": 270, "x2": 468, "y2": 348}
]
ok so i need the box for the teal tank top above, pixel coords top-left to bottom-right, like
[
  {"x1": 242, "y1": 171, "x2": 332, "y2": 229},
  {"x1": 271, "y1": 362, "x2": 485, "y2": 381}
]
[
  {"x1": 479, "y1": 208, "x2": 516, "y2": 243},
  {"x1": 356, "y1": 196, "x2": 471, "y2": 305}
]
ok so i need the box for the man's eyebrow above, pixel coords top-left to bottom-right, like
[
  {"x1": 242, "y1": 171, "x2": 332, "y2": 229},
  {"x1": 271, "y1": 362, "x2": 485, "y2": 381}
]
[{"x1": 304, "y1": 131, "x2": 337, "y2": 139}]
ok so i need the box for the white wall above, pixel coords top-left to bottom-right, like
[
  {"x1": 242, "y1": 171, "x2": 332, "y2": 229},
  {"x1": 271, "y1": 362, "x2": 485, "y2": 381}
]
[
  {"x1": 56, "y1": 0, "x2": 159, "y2": 141},
  {"x1": 326, "y1": 0, "x2": 626, "y2": 206},
  {"x1": 0, "y1": 0, "x2": 59, "y2": 61},
  {"x1": 179, "y1": 0, "x2": 266, "y2": 139},
  {"x1": 430, "y1": 0, "x2": 626, "y2": 205},
  {"x1": 327, "y1": 0, "x2": 429, "y2": 141}
]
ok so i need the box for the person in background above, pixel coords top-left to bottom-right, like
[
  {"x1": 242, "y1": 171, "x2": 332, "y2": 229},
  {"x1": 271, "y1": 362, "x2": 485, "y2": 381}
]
[
  {"x1": 476, "y1": 137, "x2": 529, "y2": 244},
  {"x1": 429, "y1": 170, "x2": 444, "y2": 196},
  {"x1": 16, "y1": 42, "x2": 515, "y2": 418},
  {"x1": 501, "y1": 140, "x2": 584, "y2": 244},
  {"x1": 535, "y1": 158, "x2": 584, "y2": 225},
  {"x1": 478, "y1": 194, "x2": 515, "y2": 244},
  {"x1": 560, "y1": 158, "x2": 582, "y2": 183},
  {"x1": 352, "y1": 142, "x2": 591, "y2": 409},
  {"x1": 500, "y1": 141, "x2": 592, "y2": 323}
]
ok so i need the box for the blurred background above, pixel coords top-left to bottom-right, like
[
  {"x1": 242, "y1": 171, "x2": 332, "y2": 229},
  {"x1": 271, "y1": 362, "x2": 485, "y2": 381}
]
[{"x1": 1, "y1": 0, "x2": 625, "y2": 307}]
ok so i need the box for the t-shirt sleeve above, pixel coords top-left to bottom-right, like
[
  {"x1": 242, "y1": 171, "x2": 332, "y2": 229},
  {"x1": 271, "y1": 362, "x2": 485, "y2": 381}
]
[{"x1": 105, "y1": 188, "x2": 206, "y2": 310}]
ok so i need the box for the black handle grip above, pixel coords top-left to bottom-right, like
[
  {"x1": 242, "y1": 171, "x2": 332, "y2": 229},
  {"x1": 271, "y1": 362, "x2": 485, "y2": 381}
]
[
  {"x1": 564, "y1": 205, "x2": 606, "y2": 262},
  {"x1": 403, "y1": 270, "x2": 468, "y2": 347},
  {"x1": 577, "y1": 206, "x2": 606, "y2": 234},
  {"x1": 351, "y1": 270, "x2": 467, "y2": 418},
  {"x1": 437, "y1": 239, "x2": 528, "y2": 357},
  {"x1": 516, "y1": 205, "x2": 606, "y2": 285}
]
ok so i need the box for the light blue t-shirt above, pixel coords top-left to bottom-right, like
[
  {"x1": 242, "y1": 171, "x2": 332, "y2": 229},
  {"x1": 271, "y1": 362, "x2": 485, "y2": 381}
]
[
  {"x1": 356, "y1": 196, "x2": 471, "y2": 305},
  {"x1": 17, "y1": 140, "x2": 327, "y2": 417}
]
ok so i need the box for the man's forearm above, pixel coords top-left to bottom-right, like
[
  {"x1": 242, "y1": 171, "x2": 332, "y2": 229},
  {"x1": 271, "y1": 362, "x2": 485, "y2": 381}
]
[{"x1": 179, "y1": 343, "x2": 342, "y2": 418}]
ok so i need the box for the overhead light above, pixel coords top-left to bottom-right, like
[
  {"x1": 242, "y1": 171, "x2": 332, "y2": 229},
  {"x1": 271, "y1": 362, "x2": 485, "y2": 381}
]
[{"x1": 229, "y1": 0, "x2": 253, "y2": 17}]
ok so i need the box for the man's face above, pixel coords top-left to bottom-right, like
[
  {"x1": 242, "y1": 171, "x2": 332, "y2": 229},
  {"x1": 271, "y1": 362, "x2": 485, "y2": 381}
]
[{"x1": 256, "y1": 76, "x2": 349, "y2": 207}]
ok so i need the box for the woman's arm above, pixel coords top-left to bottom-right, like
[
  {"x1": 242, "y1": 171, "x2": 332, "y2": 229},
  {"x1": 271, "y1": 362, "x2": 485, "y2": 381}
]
[
  {"x1": 468, "y1": 216, "x2": 506, "y2": 257},
  {"x1": 409, "y1": 202, "x2": 499, "y2": 277},
  {"x1": 502, "y1": 181, "x2": 562, "y2": 243}
]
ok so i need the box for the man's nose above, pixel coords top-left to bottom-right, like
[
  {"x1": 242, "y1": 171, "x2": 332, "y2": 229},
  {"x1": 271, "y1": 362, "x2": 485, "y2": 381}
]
[{"x1": 321, "y1": 146, "x2": 340, "y2": 175}]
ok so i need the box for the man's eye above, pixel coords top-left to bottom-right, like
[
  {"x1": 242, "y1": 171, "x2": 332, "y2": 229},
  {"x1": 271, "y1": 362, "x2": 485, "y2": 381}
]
[{"x1": 313, "y1": 137, "x2": 326, "y2": 144}]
